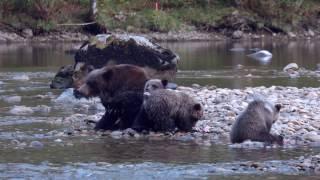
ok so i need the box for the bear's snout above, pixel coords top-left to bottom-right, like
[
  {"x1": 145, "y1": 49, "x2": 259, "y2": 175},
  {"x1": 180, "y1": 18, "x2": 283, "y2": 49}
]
[
  {"x1": 73, "y1": 89, "x2": 85, "y2": 99},
  {"x1": 73, "y1": 89, "x2": 88, "y2": 99}
]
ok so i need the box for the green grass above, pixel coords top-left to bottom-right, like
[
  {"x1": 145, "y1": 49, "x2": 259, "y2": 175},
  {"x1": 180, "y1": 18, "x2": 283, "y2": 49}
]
[{"x1": 0, "y1": 0, "x2": 319, "y2": 34}]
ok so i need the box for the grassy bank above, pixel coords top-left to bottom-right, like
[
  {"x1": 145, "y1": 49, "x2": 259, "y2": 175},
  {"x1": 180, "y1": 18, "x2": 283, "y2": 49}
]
[{"x1": 0, "y1": 0, "x2": 319, "y2": 36}]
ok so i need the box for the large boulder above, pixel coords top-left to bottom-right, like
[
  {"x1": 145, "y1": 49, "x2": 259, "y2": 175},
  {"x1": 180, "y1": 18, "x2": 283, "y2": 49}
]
[{"x1": 50, "y1": 34, "x2": 180, "y2": 89}]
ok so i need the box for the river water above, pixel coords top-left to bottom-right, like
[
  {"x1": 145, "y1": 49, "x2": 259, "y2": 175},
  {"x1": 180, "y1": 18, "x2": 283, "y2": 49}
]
[{"x1": 0, "y1": 41, "x2": 319, "y2": 179}]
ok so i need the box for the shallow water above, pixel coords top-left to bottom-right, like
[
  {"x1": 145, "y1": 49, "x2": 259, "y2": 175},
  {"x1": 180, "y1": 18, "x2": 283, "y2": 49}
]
[{"x1": 0, "y1": 41, "x2": 320, "y2": 179}]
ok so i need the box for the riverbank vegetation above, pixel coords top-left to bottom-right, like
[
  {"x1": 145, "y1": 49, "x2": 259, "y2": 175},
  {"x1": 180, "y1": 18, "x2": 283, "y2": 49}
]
[{"x1": 0, "y1": 0, "x2": 319, "y2": 35}]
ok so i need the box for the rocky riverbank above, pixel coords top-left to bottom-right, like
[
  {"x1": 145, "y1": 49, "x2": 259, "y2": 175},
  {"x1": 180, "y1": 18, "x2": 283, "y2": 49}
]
[
  {"x1": 48, "y1": 86, "x2": 320, "y2": 148},
  {"x1": 1, "y1": 29, "x2": 320, "y2": 43}
]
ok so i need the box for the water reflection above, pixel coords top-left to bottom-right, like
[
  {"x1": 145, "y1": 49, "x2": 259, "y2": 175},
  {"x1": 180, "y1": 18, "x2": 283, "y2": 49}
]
[{"x1": 0, "y1": 41, "x2": 320, "y2": 88}]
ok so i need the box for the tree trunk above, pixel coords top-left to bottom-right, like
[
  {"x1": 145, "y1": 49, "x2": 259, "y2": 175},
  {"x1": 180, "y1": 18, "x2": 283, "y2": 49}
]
[{"x1": 89, "y1": 0, "x2": 98, "y2": 21}]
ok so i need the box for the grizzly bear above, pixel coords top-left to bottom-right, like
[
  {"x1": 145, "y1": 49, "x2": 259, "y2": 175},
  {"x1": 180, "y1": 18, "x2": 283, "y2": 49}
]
[
  {"x1": 133, "y1": 89, "x2": 203, "y2": 132},
  {"x1": 74, "y1": 64, "x2": 148, "y2": 130},
  {"x1": 230, "y1": 99, "x2": 283, "y2": 145}
]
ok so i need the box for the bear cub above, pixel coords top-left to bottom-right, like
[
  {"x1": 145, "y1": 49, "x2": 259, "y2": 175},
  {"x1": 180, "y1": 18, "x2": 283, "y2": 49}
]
[
  {"x1": 230, "y1": 99, "x2": 283, "y2": 145},
  {"x1": 133, "y1": 80, "x2": 203, "y2": 132}
]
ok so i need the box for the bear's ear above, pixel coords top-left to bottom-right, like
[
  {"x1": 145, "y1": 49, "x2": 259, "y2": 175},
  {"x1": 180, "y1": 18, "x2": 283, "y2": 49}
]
[
  {"x1": 275, "y1": 104, "x2": 281, "y2": 111},
  {"x1": 193, "y1": 103, "x2": 202, "y2": 111},
  {"x1": 102, "y1": 69, "x2": 113, "y2": 80},
  {"x1": 161, "y1": 79, "x2": 168, "y2": 87}
]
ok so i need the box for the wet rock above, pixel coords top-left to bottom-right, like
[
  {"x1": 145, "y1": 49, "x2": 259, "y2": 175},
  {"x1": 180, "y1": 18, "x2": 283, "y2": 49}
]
[
  {"x1": 54, "y1": 139, "x2": 63, "y2": 143},
  {"x1": 9, "y1": 106, "x2": 34, "y2": 115},
  {"x1": 21, "y1": 28, "x2": 33, "y2": 38},
  {"x1": 304, "y1": 132, "x2": 320, "y2": 142},
  {"x1": 12, "y1": 74, "x2": 30, "y2": 81},
  {"x1": 52, "y1": 34, "x2": 179, "y2": 89},
  {"x1": 232, "y1": 30, "x2": 243, "y2": 39},
  {"x1": 2, "y1": 96, "x2": 22, "y2": 103},
  {"x1": 29, "y1": 141, "x2": 44, "y2": 149},
  {"x1": 307, "y1": 29, "x2": 315, "y2": 37},
  {"x1": 0, "y1": 30, "x2": 25, "y2": 42},
  {"x1": 111, "y1": 131, "x2": 123, "y2": 138},
  {"x1": 192, "y1": 84, "x2": 201, "y2": 88},
  {"x1": 229, "y1": 140, "x2": 265, "y2": 149},
  {"x1": 123, "y1": 128, "x2": 137, "y2": 137},
  {"x1": 247, "y1": 50, "x2": 272, "y2": 64},
  {"x1": 288, "y1": 32, "x2": 296, "y2": 38},
  {"x1": 33, "y1": 105, "x2": 51, "y2": 113},
  {"x1": 283, "y1": 63, "x2": 299, "y2": 72},
  {"x1": 235, "y1": 64, "x2": 244, "y2": 70}
]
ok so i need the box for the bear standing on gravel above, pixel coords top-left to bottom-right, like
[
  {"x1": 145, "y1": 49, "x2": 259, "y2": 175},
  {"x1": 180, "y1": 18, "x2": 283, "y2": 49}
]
[
  {"x1": 230, "y1": 99, "x2": 283, "y2": 145},
  {"x1": 74, "y1": 64, "x2": 148, "y2": 130},
  {"x1": 133, "y1": 87, "x2": 203, "y2": 132}
]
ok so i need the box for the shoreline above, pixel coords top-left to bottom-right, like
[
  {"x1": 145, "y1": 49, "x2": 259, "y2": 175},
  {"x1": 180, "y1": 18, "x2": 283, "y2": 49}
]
[{"x1": 1, "y1": 30, "x2": 320, "y2": 43}]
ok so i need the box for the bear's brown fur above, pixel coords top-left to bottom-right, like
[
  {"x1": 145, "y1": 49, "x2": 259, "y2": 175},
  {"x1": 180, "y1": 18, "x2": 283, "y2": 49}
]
[
  {"x1": 230, "y1": 99, "x2": 283, "y2": 145},
  {"x1": 133, "y1": 89, "x2": 203, "y2": 132},
  {"x1": 74, "y1": 64, "x2": 148, "y2": 130}
]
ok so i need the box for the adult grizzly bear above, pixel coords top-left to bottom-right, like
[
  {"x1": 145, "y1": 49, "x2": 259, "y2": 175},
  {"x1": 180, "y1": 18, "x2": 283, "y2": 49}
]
[
  {"x1": 230, "y1": 99, "x2": 283, "y2": 145},
  {"x1": 74, "y1": 64, "x2": 148, "y2": 130},
  {"x1": 133, "y1": 88, "x2": 203, "y2": 132}
]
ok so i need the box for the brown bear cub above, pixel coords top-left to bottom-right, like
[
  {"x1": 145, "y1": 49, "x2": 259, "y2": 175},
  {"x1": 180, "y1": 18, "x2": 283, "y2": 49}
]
[
  {"x1": 133, "y1": 86, "x2": 203, "y2": 132},
  {"x1": 74, "y1": 64, "x2": 148, "y2": 130},
  {"x1": 230, "y1": 99, "x2": 283, "y2": 145}
]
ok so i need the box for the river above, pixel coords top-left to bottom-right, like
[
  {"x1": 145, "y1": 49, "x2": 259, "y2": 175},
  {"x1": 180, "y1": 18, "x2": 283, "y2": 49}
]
[{"x1": 0, "y1": 41, "x2": 319, "y2": 179}]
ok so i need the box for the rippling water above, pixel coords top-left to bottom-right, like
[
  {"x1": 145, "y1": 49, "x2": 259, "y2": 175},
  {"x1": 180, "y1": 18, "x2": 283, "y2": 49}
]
[{"x1": 0, "y1": 41, "x2": 319, "y2": 179}]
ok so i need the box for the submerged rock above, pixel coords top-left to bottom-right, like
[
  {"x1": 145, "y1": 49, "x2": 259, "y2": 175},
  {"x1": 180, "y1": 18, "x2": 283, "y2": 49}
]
[
  {"x1": 51, "y1": 34, "x2": 179, "y2": 89},
  {"x1": 2, "y1": 96, "x2": 22, "y2": 103},
  {"x1": 9, "y1": 106, "x2": 34, "y2": 115},
  {"x1": 228, "y1": 140, "x2": 266, "y2": 149},
  {"x1": 12, "y1": 74, "x2": 30, "y2": 81},
  {"x1": 247, "y1": 50, "x2": 272, "y2": 64},
  {"x1": 29, "y1": 141, "x2": 44, "y2": 149}
]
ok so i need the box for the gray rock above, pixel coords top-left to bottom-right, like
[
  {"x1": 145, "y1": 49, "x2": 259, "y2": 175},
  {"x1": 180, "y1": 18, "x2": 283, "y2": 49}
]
[
  {"x1": 9, "y1": 106, "x2": 34, "y2": 115},
  {"x1": 29, "y1": 141, "x2": 44, "y2": 149},
  {"x1": 22, "y1": 28, "x2": 33, "y2": 38},
  {"x1": 308, "y1": 29, "x2": 315, "y2": 37},
  {"x1": 3, "y1": 96, "x2": 21, "y2": 103},
  {"x1": 12, "y1": 74, "x2": 30, "y2": 81},
  {"x1": 232, "y1": 30, "x2": 243, "y2": 39},
  {"x1": 304, "y1": 132, "x2": 320, "y2": 142},
  {"x1": 111, "y1": 131, "x2": 123, "y2": 137},
  {"x1": 283, "y1": 63, "x2": 299, "y2": 72},
  {"x1": 288, "y1": 32, "x2": 296, "y2": 38}
]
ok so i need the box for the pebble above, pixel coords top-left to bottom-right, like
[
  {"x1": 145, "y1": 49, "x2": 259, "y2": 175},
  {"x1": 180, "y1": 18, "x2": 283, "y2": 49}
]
[{"x1": 29, "y1": 141, "x2": 44, "y2": 149}]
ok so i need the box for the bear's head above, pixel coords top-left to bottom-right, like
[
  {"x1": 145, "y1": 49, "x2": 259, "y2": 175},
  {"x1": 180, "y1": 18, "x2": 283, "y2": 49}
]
[
  {"x1": 74, "y1": 66, "x2": 113, "y2": 99},
  {"x1": 72, "y1": 63, "x2": 95, "y2": 89},
  {"x1": 191, "y1": 103, "x2": 203, "y2": 121},
  {"x1": 272, "y1": 103, "x2": 282, "y2": 123},
  {"x1": 144, "y1": 79, "x2": 168, "y2": 93}
]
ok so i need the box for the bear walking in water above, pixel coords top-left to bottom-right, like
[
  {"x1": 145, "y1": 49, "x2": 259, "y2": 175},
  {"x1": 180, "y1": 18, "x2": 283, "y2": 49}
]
[
  {"x1": 74, "y1": 64, "x2": 148, "y2": 130},
  {"x1": 230, "y1": 99, "x2": 283, "y2": 145},
  {"x1": 133, "y1": 87, "x2": 203, "y2": 132}
]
